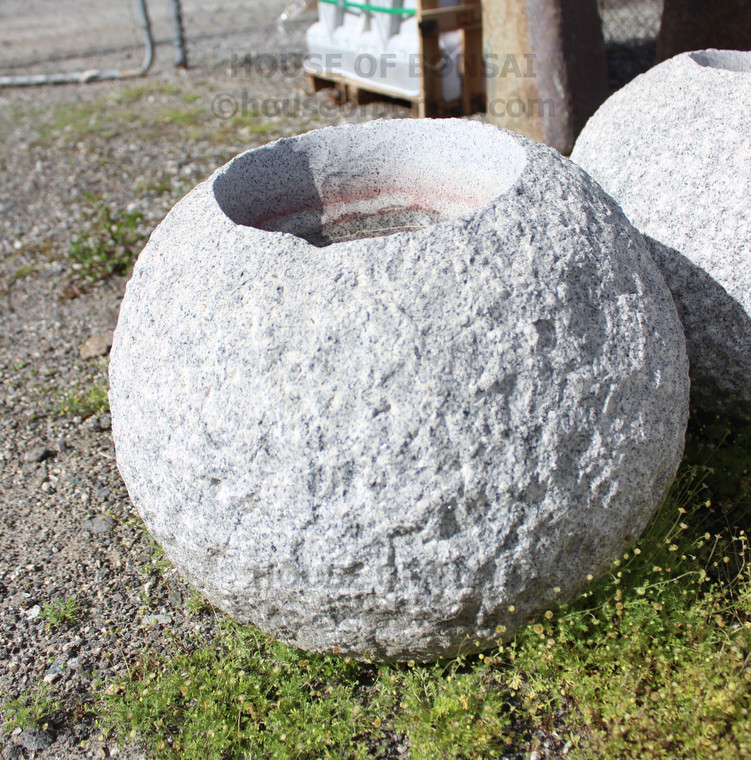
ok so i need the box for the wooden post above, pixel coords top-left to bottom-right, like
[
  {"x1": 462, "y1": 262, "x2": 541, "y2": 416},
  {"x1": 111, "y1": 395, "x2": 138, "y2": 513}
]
[
  {"x1": 481, "y1": 0, "x2": 608, "y2": 154},
  {"x1": 417, "y1": 0, "x2": 443, "y2": 117},
  {"x1": 462, "y1": 21, "x2": 485, "y2": 114},
  {"x1": 658, "y1": 0, "x2": 751, "y2": 62}
]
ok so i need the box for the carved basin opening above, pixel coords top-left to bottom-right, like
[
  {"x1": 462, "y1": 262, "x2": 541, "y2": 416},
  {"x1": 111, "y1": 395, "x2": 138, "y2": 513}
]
[
  {"x1": 689, "y1": 50, "x2": 751, "y2": 73},
  {"x1": 212, "y1": 120, "x2": 527, "y2": 247}
]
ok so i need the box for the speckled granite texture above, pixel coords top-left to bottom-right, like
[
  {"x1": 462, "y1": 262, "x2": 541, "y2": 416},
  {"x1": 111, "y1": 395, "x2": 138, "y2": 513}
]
[
  {"x1": 110, "y1": 119, "x2": 689, "y2": 661},
  {"x1": 571, "y1": 50, "x2": 751, "y2": 417}
]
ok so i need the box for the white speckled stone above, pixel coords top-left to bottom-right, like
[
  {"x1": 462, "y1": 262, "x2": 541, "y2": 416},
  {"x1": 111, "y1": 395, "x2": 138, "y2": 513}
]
[
  {"x1": 571, "y1": 50, "x2": 751, "y2": 417},
  {"x1": 110, "y1": 119, "x2": 689, "y2": 661}
]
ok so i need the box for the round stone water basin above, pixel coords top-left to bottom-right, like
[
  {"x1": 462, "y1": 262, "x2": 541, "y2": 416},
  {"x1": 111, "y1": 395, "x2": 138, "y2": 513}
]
[{"x1": 110, "y1": 118, "x2": 689, "y2": 661}]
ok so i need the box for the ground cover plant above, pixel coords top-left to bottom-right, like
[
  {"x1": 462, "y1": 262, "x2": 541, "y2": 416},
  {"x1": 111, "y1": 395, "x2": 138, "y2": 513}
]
[
  {"x1": 67, "y1": 195, "x2": 147, "y2": 289},
  {"x1": 98, "y1": 412, "x2": 751, "y2": 760},
  {"x1": 54, "y1": 358, "x2": 110, "y2": 419},
  {"x1": 40, "y1": 597, "x2": 81, "y2": 631},
  {"x1": 3, "y1": 685, "x2": 61, "y2": 735}
]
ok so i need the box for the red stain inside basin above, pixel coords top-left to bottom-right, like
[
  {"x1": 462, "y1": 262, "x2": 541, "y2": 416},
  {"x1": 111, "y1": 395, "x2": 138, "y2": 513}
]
[{"x1": 252, "y1": 186, "x2": 487, "y2": 247}]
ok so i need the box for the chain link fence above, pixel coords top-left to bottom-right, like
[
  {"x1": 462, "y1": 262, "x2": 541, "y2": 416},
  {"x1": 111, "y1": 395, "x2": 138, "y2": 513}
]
[
  {"x1": 0, "y1": 0, "x2": 665, "y2": 87},
  {"x1": 600, "y1": 0, "x2": 663, "y2": 43},
  {"x1": 172, "y1": 0, "x2": 666, "y2": 77},
  {"x1": 0, "y1": 0, "x2": 155, "y2": 84},
  {"x1": 163, "y1": 0, "x2": 313, "y2": 70},
  {"x1": 599, "y1": 0, "x2": 665, "y2": 88}
]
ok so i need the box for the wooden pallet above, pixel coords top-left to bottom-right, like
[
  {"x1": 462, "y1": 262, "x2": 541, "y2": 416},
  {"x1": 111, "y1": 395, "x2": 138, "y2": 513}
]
[{"x1": 305, "y1": 0, "x2": 485, "y2": 117}]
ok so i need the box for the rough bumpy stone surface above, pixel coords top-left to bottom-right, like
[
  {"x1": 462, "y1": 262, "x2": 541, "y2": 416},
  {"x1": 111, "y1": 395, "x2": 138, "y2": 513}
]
[
  {"x1": 571, "y1": 50, "x2": 751, "y2": 416},
  {"x1": 110, "y1": 119, "x2": 689, "y2": 661}
]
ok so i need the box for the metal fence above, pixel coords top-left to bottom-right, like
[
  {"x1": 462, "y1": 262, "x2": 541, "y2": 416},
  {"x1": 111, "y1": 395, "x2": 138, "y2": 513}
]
[
  {"x1": 170, "y1": 0, "x2": 667, "y2": 74},
  {"x1": 599, "y1": 0, "x2": 664, "y2": 44},
  {"x1": 599, "y1": 0, "x2": 665, "y2": 88},
  {"x1": 0, "y1": 0, "x2": 154, "y2": 85},
  {"x1": 163, "y1": 0, "x2": 314, "y2": 70},
  {"x1": 0, "y1": 0, "x2": 665, "y2": 86}
]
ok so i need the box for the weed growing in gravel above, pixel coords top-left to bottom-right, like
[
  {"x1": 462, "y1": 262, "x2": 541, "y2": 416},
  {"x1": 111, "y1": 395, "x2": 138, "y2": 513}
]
[
  {"x1": 158, "y1": 106, "x2": 206, "y2": 127},
  {"x1": 56, "y1": 358, "x2": 110, "y2": 418},
  {"x1": 115, "y1": 82, "x2": 180, "y2": 105},
  {"x1": 134, "y1": 174, "x2": 174, "y2": 196},
  {"x1": 185, "y1": 589, "x2": 215, "y2": 616},
  {"x1": 56, "y1": 381, "x2": 109, "y2": 417},
  {"x1": 5, "y1": 262, "x2": 39, "y2": 286},
  {"x1": 68, "y1": 196, "x2": 147, "y2": 287},
  {"x1": 139, "y1": 536, "x2": 173, "y2": 580},
  {"x1": 9, "y1": 359, "x2": 30, "y2": 373},
  {"x1": 41, "y1": 597, "x2": 81, "y2": 630},
  {"x1": 99, "y1": 413, "x2": 751, "y2": 759},
  {"x1": 100, "y1": 623, "x2": 514, "y2": 760},
  {"x1": 35, "y1": 102, "x2": 106, "y2": 144},
  {"x1": 2, "y1": 685, "x2": 60, "y2": 732}
]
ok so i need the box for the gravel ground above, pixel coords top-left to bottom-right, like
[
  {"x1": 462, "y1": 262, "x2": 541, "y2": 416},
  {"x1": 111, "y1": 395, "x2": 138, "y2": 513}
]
[
  {"x1": 0, "y1": 47, "x2": 409, "y2": 759},
  {"x1": 1, "y1": 10, "x2": 657, "y2": 755}
]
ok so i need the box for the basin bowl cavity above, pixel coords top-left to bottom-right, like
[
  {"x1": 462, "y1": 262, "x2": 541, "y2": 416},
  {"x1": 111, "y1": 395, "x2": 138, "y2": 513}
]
[{"x1": 212, "y1": 120, "x2": 526, "y2": 246}]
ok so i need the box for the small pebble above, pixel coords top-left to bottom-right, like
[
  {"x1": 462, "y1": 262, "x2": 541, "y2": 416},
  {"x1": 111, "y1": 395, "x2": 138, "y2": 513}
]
[
  {"x1": 3, "y1": 743, "x2": 24, "y2": 760},
  {"x1": 25, "y1": 445, "x2": 56, "y2": 464},
  {"x1": 17, "y1": 728, "x2": 54, "y2": 752},
  {"x1": 83, "y1": 516, "x2": 115, "y2": 535},
  {"x1": 79, "y1": 332, "x2": 114, "y2": 360},
  {"x1": 141, "y1": 614, "x2": 171, "y2": 626},
  {"x1": 47, "y1": 658, "x2": 68, "y2": 676}
]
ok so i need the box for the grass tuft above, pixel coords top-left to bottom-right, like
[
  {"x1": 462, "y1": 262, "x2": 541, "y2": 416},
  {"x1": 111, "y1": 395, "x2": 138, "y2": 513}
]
[
  {"x1": 2, "y1": 685, "x2": 60, "y2": 732},
  {"x1": 68, "y1": 196, "x2": 147, "y2": 287},
  {"x1": 41, "y1": 597, "x2": 81, "y2": 631},
  {"x1": 55, "y1": 358, "x2": 110, "y2": 419}
]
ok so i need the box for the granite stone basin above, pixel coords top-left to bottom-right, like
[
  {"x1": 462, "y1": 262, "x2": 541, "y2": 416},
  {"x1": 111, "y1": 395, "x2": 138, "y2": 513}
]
[
  {"x1": 110, "y1": 119, "x2": 689, "y2": 661},
  {"x1": 572, "y1": 50, "x2": 751, "y2": 417}
]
